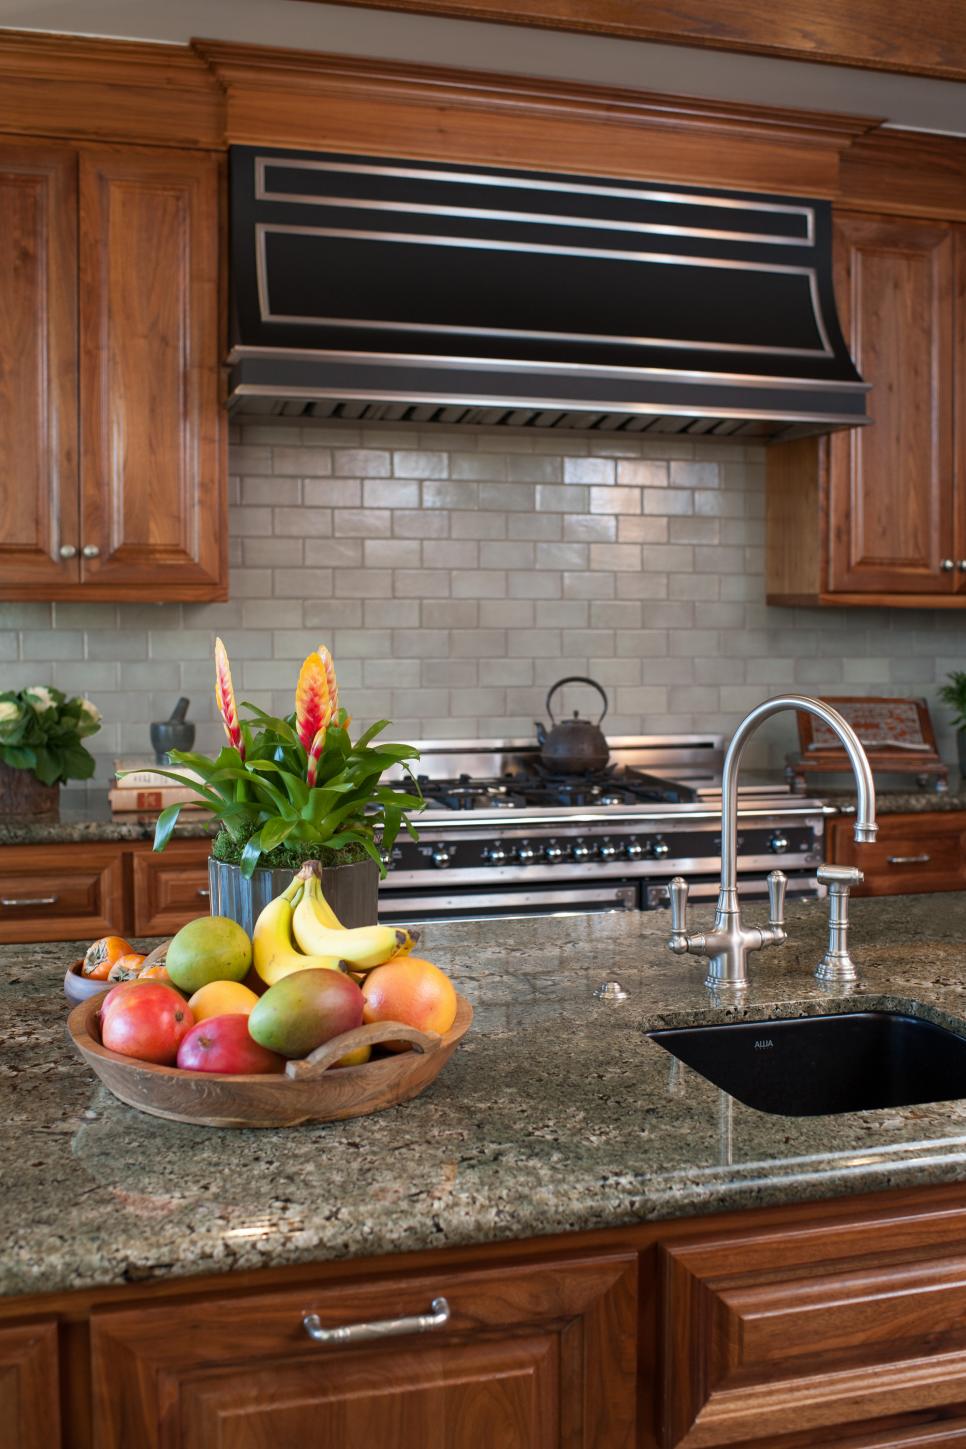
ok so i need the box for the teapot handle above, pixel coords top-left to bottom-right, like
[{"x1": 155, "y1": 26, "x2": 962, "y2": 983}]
[{"x1": 545, "y1": 676, "x2": 609, "y2": 726}]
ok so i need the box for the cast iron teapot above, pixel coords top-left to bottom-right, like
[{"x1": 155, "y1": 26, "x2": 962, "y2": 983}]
[{"x1": 535, "y1": 676, "x2": 610, "y2": 774}]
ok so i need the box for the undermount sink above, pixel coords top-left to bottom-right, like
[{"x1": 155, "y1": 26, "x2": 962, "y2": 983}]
[{"x1": 648, "y1": 1012, "x2": 966, "y2": 1117}]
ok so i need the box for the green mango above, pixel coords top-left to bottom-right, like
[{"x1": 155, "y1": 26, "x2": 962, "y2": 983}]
[{"x1": 248, "y1": 968, "x2": 364, "y2": 1059}]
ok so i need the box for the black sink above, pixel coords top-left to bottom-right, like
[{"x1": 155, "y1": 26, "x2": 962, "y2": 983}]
[{"x1": 648, "y1": 1012, "x2": 966, "y2": 1116}]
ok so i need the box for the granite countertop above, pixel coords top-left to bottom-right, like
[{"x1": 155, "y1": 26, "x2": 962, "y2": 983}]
[
  {"x1": 0, "y1": 790, "x2": 215, "y2": 846},
  {"x1": 6, "y1": 894, "x2": 966, "y2": 1300}
]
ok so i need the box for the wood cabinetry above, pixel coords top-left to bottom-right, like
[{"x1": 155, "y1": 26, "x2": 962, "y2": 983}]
[
  {"x1": 89, "y1": 1254, "x2": 637, "y2": 1449},
  {"x1": 130, "y1": 838, "x2": 212, "y2": 935},
  {"x1": 0, "y1": 139, "x2": 225, "y2": 603},
  {"x1": 0, "y1": 842, "x2": 125, "y2": 944},
  {"x1": 0, "y1": 837, "x2": 211, "y2": 943},
  {"x1": 827, "y1": 810, "x2": 966, "y2": 895},
  {"x1": 766, "y1": 213, "x2": 966, "y2": 607},
  {"x1": 0, "y1": 1320, "x2": 60, "y2": 1449}
]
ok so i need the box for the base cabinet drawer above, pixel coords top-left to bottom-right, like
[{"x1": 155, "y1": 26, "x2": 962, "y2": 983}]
[
  {"x1": 827, "y1": 811, "x2": 966, "y2": 896},
  {"x1": 90, "y1": 1254, "x2": 637, "y2": 1449},
  {"x1": 131, "y1": 841, "x2": 212, "y2": 935},
  {"x1": 0, "y1": 843, "x2": 125, "y2": 943},
  {"x1": 661, "y1": 1215, "x2": 966, "y2": 1448},
  {"x1": 0, "y1": 1320, "x2": 60, "y2": 1449}
]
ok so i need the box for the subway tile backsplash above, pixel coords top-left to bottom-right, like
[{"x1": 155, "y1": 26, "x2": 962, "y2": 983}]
[{"x1": 2, "y1": 416, "x2": 962, "y2": 784}]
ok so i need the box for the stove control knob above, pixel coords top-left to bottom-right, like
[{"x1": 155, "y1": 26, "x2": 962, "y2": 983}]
[
  {"x1": 431, "y1": 846, "x2": 454, "y2": 869},
  {"x1": 515, "y1": 842, "x2": 538, "y2": 864},
  {"x1": 768, "y1": 832, "x2": 789, "y2": 854},
  {"x1": 649, "y1": 836, "x2": 670, "y2": 859},
  {"x1": 483, "y1": 845, "x2": 508, "y2": 866},
  {"x1": 598, "y1": 840, "x2": 618, "y2": 861},
  {"x1": 624, "y1": 840, "x2": 644, "y2": 860},
  {"x1": 572, "y1": 840, "x2": 594, "y2": 862},
  {"x1": 544, "y1": 842, "x2": 566, "y2": 864}
]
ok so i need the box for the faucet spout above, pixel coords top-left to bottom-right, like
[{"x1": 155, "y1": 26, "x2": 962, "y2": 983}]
[{"x1": 667, "y1": 693, "x2": 877, "y2": 992}]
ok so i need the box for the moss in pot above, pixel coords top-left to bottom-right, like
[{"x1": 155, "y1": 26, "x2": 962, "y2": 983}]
[
  {"x1": 938, "y1": 671, "x2": 966, "y2": 780},
  {"x1": 124, "y1": 641, "x2": 423, "y2": 936}
]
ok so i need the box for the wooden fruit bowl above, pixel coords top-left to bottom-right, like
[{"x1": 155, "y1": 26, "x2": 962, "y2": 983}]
[{"x1": 66, "y1": 992, "x2": 473, "y2": 1129}]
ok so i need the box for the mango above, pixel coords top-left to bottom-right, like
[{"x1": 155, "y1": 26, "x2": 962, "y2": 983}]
[
  {"x1": 165, "y1": 915, "x2": 252, "y2": 994},
  {"x1": 248, "y1": 968, "x2": 364, "y2": 1059}
]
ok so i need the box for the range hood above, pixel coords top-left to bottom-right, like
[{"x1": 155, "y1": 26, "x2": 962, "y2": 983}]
[{"x1": 228, "y1": 145, "x2": 869, "y2": 439}]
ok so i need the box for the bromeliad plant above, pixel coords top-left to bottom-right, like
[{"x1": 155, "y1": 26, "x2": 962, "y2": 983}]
[
  {"x1": 0, "y1": 686, "x2": 101, "y2": 784},
  {"x1": 146, "y1": 639, "x2": 422, "y2": 878}
]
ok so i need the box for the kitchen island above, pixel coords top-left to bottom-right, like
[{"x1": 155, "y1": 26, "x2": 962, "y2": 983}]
[{"x1": 6, "y1": 895, "x2": 966, "y2": 1447}]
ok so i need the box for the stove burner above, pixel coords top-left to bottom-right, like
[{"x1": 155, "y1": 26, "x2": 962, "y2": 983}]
[{"x1": 411, "y1": 764, "x2": 698, "y2": 811}]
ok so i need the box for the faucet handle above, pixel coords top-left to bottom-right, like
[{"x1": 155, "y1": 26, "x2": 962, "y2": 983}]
[
  {"x1": 667, "y1": 876, "x2": 690, "y2": 954},
  {"x1": 817, "y1": 864, "x2": 864, "y2": 889},
  {"x1": 766, "y1": 869, "x2": 787, "y2": 928}
]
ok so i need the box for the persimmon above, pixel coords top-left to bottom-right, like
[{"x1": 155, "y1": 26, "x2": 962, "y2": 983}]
[{"x1": 82, "y1": 935, "x2": 134, "y2": 980}]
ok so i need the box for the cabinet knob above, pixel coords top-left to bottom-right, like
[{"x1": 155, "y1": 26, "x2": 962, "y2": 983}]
[
  {"x1": 941, "y1": 558, "x2": 955, "y2": 572},
  {"x1": 58, "y1": 544, "x2": 77, "y2": 559},
  {"x1": 82, "y1": 544, "x2": 100, "y2": 559},
  {"x1": 959, "y1": 561, "x2": 966, "y2": 572}
]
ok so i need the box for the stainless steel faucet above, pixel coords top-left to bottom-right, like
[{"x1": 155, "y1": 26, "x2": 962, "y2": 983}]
[{"x1": 667, "y1": 694, "x2": 877, "y2": 990}]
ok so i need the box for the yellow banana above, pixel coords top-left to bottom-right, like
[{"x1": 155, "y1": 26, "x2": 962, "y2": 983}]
[
  {"x1": 295, "y1": 861, "x2": 345, "y2": 929},
  {"x1": 292, "y1": 875, "x2": 417, "y2": 968},
  {"x1": 253, "y1": 876, "x2": 345, "y2": 986}
]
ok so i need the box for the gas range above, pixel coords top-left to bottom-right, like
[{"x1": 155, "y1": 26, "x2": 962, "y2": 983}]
[{"x1": 380, "y1": 736, "x2": 829, "y2": 923}]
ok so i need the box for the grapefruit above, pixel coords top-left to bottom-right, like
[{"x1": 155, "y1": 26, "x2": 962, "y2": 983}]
[{"x1": 361, "y1": 957, "x2": 457, "y2": 1041}]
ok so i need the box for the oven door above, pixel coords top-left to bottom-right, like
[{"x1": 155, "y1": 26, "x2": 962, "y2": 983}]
[{"x1": 379, "y1": 881, "x2": 638, "y2": 923}]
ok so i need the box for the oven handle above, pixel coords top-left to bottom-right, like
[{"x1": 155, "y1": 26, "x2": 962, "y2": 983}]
[{"x1": 380, "y1": 885, "x2": 637, "y2": 920}]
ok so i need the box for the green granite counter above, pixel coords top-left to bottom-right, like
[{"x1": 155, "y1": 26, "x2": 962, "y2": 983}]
[
  {"x1": 5, "y1": 894, "x2": 966, "y2": 1300},
  {"x1": 0, "y1": 789, "x2": 215, "y2": 846}
]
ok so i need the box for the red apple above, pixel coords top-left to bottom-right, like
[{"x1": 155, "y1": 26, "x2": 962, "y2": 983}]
[
  {"x1": 176, "y1": 1014, "x2": 285, "y2": 1075},
  {"x1": 100, "y1": 982, "x2": 194, "y2": 1065}
]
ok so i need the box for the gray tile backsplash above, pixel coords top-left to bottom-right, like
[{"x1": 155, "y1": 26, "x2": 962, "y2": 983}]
[{"x1": 2, "y1": 415, "x2": 962, "y2": 784}]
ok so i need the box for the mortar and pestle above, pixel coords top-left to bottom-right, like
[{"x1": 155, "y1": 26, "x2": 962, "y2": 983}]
[{"x1": 150, "y1": 698, "x2": 195, "y2": 765}]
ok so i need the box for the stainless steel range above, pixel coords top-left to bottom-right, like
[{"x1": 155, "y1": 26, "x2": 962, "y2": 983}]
[{"x1": 380, "y1": 735, "x2": 828, "y2": 923}]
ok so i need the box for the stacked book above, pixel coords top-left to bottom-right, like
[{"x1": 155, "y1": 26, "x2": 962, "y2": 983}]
[{"x1": 109, "y1": 758, "x2": 206, "y2": 814}]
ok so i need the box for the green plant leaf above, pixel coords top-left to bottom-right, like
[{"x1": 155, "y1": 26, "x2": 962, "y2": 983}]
[
  {"x1": 259, "y1": 816, "x2": 296, "y2": 852},
  {"x1": 240, "y1": 832, "x2": 265, "y2": 878},
  {"x1": 153, "y1": 803, "x2": 183, "y2": 852}
]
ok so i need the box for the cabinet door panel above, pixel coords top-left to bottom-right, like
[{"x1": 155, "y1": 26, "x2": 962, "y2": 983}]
[
  {"x1": 0, "y1": 1320, "x2": 60, "y2": 1449},
  {"x1": 0, "y1": 843, "x2": 125, "y2": 943},
  {"x1": 827, "y1": 811, "x2": 966, "y2": 896},
  {"x1": 131, "y1": 840, "x2": 212, "y2": 935},
  {"x1": 828, "y1": 215, "x2": 953, "y2": 595},
  {"x1": 90, "y1": 1254, "x2": 636, "y2": 1449},
  {"x1": 0, "y1": 140, "x2": 78, "y2": 597},
  {"x1": 79, "y1": 146, "x2": 225, "y2": 600}
]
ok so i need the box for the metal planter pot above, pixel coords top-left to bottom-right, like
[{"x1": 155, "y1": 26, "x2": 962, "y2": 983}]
[{"x1": 207, "y1": 857, "x2": 379, "y2": 938}]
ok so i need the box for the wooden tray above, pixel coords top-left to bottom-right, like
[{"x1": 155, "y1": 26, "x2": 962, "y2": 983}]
[{"x1": 66, "y1": 992, "x2": 473, "y2": 1129}]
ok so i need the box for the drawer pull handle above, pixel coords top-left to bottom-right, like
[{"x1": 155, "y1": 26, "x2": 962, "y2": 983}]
[
  {"x1": 1, "y1": 895, "x2": 58, "y2": 907},
  {"x1": 887, "y1": 854, "x2": 931, "y2": 866},
  {"x1": 196, "y1": 888, "x2": 210, "y2": 898},
  {"x1": 303, "y1": 1296, "x2": 450, "y2": 1346}
]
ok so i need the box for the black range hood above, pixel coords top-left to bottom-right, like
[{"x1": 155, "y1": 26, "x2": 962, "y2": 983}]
[{"x1": 228, "y1": 145, "x2": 869, "y2": 439}]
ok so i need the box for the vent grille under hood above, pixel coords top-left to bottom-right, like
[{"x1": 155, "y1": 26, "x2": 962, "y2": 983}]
[{"x1": 228, "y1": 146, "x2": 869, "y2": 439}]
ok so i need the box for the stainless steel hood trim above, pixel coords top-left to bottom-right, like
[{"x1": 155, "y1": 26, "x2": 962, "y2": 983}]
[
  {"x1": 231, "y1": 382, "x2": 868, "y2": 426},
  {"x1": 254, "y1": 155, "x2": 816, "y2": 236},
  {"x1": 230, "y1": 343, "x2": 870, "y2": 390}
]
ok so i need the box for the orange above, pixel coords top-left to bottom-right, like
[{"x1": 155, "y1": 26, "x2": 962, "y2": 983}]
[
  {"x1": 188, "y1": 979, "x2": 260, "y2": 1022},
  {"x1": 361, "y1": 957, "x2": 457, "y2": 1042}
]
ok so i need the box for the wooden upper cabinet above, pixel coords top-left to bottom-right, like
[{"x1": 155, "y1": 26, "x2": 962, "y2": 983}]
[
  {"x1": 827, "y1": 213, "x2": 955, "y2": 595},
  {"x1": 0, "y1": 140, "x2": 78, "y2": 594},
  {"x1": 78, "y1": 146, "x2": 225, "y2": 599},
  {"x1": 0, "y1": 139, "x2": 226, "y2": 602}
]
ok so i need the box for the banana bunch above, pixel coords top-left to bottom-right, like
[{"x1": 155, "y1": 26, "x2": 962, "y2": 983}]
[
  {"x1": 252, "y1": 877, "x2": 346, "y2": 987},
  {"x1": 293, "y1": 869, "x2": 417, "y2": 971},
  {"x1": 252, "y1": 864, "x2": 418, "y2": 986}
]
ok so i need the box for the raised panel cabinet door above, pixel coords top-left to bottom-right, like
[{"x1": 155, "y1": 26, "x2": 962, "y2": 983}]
[
  {"x1": 0, "y1": 843, "x2": 126, "y2": 944},
  {"x1": 0, "y1": 1320, "x2": 61, "y2": 1449},
  {"x1": 0, "y1": 140, "x2": 79, "y2": 598},
  {"x1": 661, "y1": 1212, "x2": 966, "y2": 1447},
  {"x1": 78, "y1": 146, "x2": 226, "y2": 601},
  {"x1": 828, "y1": 214, "x2": 954, "y2": 595},
  {"x1": 827, "y1": 810, "x2": 966, "y2": 896},
  {"x1": 90, "y1": 1254, "x2": 637, "y2": 1449},
  {"x1": 131, "y1": 840, "x2": 213, "y2": 934}
]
